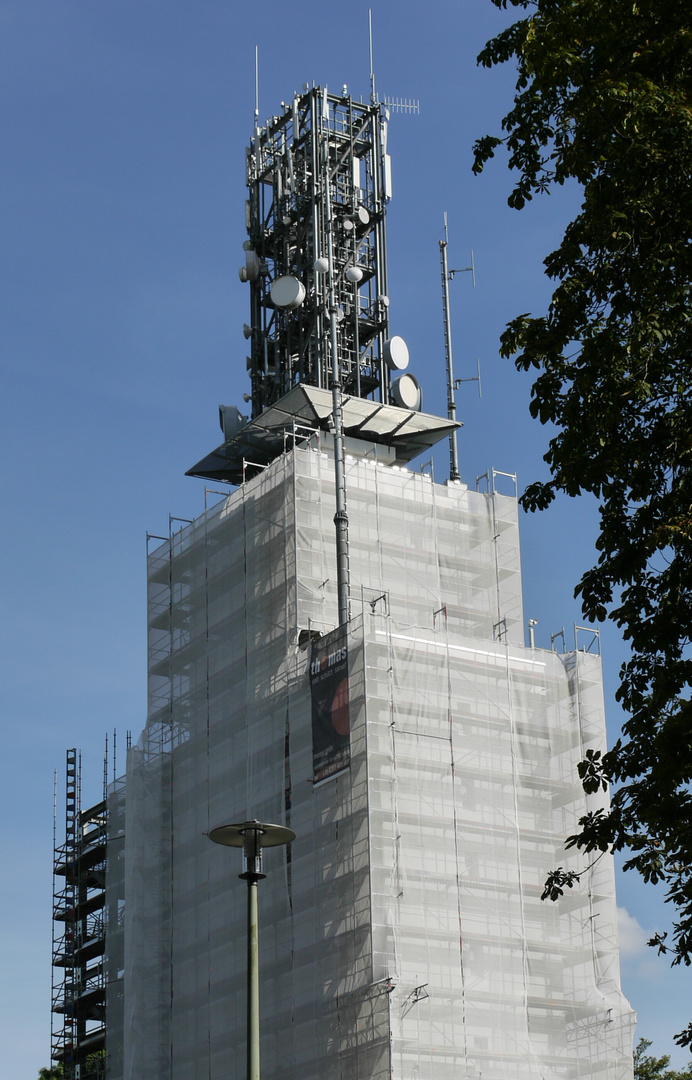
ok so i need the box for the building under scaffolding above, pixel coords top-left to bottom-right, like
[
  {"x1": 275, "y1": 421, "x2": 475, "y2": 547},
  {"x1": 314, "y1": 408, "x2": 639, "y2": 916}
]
[{"x1": 51, "y1": 84, "x2": 635, "y2": 1080}]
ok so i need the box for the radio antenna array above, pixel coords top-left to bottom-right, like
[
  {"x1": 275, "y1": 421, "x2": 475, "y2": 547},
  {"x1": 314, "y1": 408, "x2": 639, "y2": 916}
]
[{"x1": 383, "y1": 97, "x2": 420, "y2": 115}]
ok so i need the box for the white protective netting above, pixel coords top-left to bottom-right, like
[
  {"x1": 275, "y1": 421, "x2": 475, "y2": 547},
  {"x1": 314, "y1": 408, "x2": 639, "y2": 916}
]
[
  {"x1": 104, "y1": 778, "x2": 126, "y2": 1080},
  {"x1": 106, "y1": 439, "x2": 634, "y2": 1080}
]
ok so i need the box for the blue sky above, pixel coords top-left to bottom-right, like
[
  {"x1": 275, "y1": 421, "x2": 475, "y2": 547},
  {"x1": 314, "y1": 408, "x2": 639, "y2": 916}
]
[{"x1": 2, "y1": 1, "x2": 690, "y2": 1075}]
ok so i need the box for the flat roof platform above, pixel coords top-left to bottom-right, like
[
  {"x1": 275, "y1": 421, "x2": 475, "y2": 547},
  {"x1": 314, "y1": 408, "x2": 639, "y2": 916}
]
[{"x1": 187, "y1": 385, "x2": 460, "y2": 485}]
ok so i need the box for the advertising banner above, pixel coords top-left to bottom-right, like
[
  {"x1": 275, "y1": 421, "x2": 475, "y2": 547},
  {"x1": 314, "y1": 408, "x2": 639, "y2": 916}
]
[{"x1": 309, "y1": 627, "x2": 350, "y2": 784}]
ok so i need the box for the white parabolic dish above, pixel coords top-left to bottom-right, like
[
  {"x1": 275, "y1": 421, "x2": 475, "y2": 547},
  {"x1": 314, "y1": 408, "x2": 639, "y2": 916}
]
[
  {"x1": 383, "y1": 336, "x2": 409, "y2": 370},
  {"x1": 392, "y1": 373, "x2": 421, "y2": 410},
  {"x1": 270, "y1": 276, "x2": 306, "y2": 310}
]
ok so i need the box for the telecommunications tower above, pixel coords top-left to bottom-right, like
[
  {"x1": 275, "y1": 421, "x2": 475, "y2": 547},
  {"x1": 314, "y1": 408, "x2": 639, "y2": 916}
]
[{"x1": 51, "y1": 79, "x2": 635, "y2": 1080}]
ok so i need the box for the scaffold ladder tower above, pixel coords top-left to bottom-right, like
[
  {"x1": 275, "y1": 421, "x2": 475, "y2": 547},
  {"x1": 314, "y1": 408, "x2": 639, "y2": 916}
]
[{"x1": 51, "y1": 749, "x2": 107, "y2": 1080}]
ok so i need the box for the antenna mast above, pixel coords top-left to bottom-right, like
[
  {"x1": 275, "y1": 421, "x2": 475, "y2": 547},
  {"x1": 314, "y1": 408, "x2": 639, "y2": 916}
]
[
  {"x1": 254, "y1": 46, "x2": 259, "y2": 127},
  {"x1": 369, "y1": 9, "x2": 376, "y2": 104},
  {"x1": 440, "y1": 214, "x2": 460, "y2": 482},
  {"x1": 323, "y1": 99, "x2": 351, "y2": 627}
]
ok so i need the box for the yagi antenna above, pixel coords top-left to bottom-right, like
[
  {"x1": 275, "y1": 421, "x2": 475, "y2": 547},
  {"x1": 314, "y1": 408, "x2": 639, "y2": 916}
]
[{"x1": 383, "y1": 97, "x2": 420, "y2": 115}]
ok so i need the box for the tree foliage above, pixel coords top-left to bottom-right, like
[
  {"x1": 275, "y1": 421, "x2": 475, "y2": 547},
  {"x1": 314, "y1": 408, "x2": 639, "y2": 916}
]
[
  {"x1": 473, "y1": 0, "x2": 692, "y2": 1046},
  {"x1": 37, "y1": 1052, "x2": 104, "y2": 1080},
  {"x1": 634, "y1": 1038, "x2": 692, "y2": 1080}
]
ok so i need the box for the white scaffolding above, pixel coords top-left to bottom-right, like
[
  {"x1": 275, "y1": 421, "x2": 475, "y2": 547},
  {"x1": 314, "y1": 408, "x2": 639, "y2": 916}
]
[{"x1": 106, "y1": 442, "x2": 634, "y2": 1080}]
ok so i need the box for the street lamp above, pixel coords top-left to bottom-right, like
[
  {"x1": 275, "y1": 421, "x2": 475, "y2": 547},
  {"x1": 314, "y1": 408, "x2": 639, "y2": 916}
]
[{"x1": 209, "y1": 819, "x2": 295, "y2": 1080}]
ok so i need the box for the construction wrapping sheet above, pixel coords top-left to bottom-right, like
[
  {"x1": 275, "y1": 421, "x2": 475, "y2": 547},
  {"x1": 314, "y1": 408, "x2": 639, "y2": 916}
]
[{"x1": 105, "y1": 440, "x2": 634, "y2": 1080}]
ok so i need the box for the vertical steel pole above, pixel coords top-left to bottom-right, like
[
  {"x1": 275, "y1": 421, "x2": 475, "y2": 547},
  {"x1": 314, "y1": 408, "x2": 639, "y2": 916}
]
[
  {"x1": 210, "y1": 821, "x2": 294, "y2": 1080},
  {"x1": 247, "y1": 878, "x2": 260, "y2": 1080},
  {"x1": 440, "y1": 221, "x2": 460, "y2": 482},
  {"x1": 323, "y1": 116, "x2": 350, "y2": 627}
]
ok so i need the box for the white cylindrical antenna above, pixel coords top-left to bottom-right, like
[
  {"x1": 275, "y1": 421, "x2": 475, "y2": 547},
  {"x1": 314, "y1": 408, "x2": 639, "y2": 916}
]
[
  {"x1": 254, "y1": 46, "x2": 259, "y2": 127},
  {"x1": 369, "y1": 9, "x2": 376, "y2": 104},
  {"x1": 440, "y1": 213, "x2": 461, "y2": 482}
]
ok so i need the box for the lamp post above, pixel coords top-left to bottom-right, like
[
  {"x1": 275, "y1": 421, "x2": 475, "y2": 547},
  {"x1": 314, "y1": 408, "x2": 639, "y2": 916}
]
[{"x1": 209, "y1": 820, "x2": 295, "y2": 1080}]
